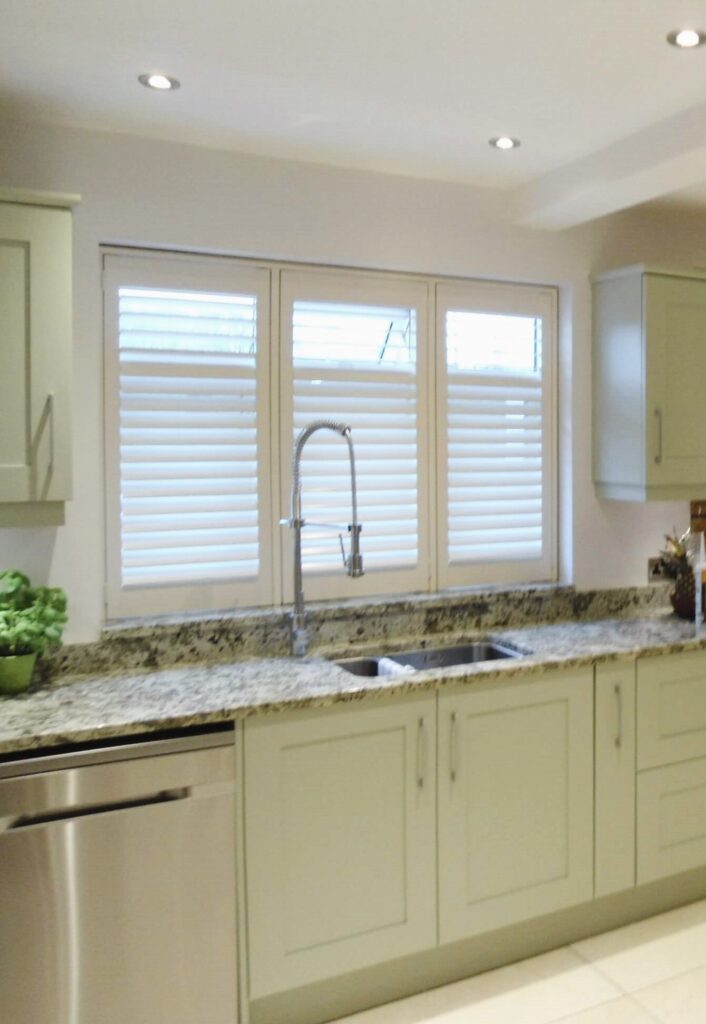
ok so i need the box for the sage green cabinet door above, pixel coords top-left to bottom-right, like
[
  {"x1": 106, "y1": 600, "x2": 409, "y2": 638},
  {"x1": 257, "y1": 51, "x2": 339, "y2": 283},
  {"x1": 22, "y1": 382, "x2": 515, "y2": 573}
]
[
  {"x1": 437, "y1": 670, "x2": 594, "y2": 944},
  {"x1": 595, "y1": 662, "x2": 636, "y2": 897},
  {"x1": 244, "y1": 695, "x2": 436, "y2": 998},
  {"x1": 0, "y1": 202, "x2": 72, "y2": 502},
  {"x1": 645, "y1": 274, "x2": 706, "y2": 489},
  {"x1": 593, "y1": 266, "x2": 706, "y2": 499}
]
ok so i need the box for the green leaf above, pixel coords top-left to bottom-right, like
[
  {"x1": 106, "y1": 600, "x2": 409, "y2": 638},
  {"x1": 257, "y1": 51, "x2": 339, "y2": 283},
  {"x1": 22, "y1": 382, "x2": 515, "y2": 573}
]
[{"x1": 0, "y1": 571, "x2": 68, "y2": 657}]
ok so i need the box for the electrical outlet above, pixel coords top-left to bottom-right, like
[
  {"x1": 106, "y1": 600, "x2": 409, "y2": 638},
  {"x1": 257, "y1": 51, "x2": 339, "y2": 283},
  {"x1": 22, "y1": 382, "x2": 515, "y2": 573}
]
[{"x1": 648, "y1": 557, "x2": 667, "y2": 582}]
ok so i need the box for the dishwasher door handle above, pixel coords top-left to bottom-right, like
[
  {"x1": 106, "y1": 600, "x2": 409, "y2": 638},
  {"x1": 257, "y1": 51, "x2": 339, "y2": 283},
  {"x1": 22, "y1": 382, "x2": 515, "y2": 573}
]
[{"x1": 1, "y1": 787, "x2": 189, "y2": 832}]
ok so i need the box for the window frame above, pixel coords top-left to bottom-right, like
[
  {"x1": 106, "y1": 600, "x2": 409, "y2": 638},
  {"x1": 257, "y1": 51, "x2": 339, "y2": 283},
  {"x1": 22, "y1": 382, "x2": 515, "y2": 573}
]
[{"x1": 103, "y1": 249, "x2": 558, "y2": 620}]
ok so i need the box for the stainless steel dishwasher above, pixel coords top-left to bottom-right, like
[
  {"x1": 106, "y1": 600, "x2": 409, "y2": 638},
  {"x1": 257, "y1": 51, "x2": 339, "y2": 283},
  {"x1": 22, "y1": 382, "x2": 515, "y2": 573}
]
[{"x1": 0, "y1": 728, "x2": 238, "y2": 1024}]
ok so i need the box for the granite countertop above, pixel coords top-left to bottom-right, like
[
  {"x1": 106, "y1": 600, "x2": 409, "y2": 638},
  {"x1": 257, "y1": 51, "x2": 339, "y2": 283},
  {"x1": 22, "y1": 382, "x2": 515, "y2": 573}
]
[{"x1": 0, "y1": 610, "x2": 704, "y2": 757}]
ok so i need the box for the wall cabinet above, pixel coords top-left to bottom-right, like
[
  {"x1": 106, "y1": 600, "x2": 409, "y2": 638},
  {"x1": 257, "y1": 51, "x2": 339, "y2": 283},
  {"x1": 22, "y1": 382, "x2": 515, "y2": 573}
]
[
  {"x1": 0, "y1": 191, "x2": 77, "y2": 508},
  {"x1": 593, "y1": 265, "x2": 706, "y2": 500},
  {"x1": 244, "y1": 694, "x2": 437, "y2": 998},
  {"x1": 438, "y1": 670, "x2": 594, "y2": 942}
]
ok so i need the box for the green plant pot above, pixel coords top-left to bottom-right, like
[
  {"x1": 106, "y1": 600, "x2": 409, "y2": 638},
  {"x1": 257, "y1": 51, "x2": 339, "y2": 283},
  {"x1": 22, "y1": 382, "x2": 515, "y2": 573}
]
[{"x1": 0, "y1": 653, "x2": 38, "y2": 695}]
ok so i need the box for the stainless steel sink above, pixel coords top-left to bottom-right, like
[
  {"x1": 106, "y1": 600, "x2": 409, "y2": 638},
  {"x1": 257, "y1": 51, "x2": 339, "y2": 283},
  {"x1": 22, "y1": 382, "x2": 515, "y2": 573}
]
[
  {"x1": 334, "y1": 657, "x2": 385, "y2": 677},
  {"x1": 335, "y1": 641, "x2": 524, "y2": 677}
]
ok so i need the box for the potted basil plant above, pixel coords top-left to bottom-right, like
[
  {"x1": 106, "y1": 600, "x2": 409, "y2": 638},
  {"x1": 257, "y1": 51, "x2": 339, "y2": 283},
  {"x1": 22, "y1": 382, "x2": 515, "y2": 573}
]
[{"x1": 0, "y1": 570, "x2": 68, "y2": 695}]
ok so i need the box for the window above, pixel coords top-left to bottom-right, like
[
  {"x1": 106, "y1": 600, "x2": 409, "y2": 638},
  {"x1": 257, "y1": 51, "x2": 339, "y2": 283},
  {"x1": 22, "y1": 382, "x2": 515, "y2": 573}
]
[{"x1": 104, "y1": 252, "x2": 556, "y2": 617}]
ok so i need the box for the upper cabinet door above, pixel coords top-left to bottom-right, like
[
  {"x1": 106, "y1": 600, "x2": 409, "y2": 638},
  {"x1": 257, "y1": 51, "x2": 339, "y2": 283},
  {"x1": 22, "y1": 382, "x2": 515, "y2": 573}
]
[
  {"x1": 593, "y1": 265, "x2": 706, "y2": 501},
  {"x1": 645, "y1": 274, "x2": 706, "y2": 488},
  {"x1": 0, "y1": 202, "x2": 72, "y2": 503}
]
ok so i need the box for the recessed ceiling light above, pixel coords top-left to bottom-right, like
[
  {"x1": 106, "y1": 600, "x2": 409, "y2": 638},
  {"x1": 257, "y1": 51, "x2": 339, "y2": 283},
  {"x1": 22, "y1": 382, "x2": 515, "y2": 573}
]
[
  {"x1": 667, "y1": 28, "x2": 706, "y2": 48},
  {"x1": 138, "y1": 73, "x2": 180, "y2": 91},
  {"x1": 489, "y1": 136, "x2": 520, "y2": 151}
]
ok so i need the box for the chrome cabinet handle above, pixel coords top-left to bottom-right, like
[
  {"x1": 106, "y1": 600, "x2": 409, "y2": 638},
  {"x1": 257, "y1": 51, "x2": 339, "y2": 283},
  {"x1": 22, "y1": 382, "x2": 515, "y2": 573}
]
[
  {"x1": 614, "y1": 683, "x2": 623, "y2": 749},
  {"x1": 654, "y1": 408, "x2": 663, "y2": 465},
  {"x1": 416, "y1": 718, "x2": 425, "y2": 790},
  {"x1": 450, "y1": 711, "x2": 457, "y2": 782}
]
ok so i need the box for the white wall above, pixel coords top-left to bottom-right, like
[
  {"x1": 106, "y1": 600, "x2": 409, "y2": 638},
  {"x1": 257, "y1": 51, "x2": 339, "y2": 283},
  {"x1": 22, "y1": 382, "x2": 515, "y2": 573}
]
[{"x1": 0, "y1": 119, "x2": 702, "y2": 642}]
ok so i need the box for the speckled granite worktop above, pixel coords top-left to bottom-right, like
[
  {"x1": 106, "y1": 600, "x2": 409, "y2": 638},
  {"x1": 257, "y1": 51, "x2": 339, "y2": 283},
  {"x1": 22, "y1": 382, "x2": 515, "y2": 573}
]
[{"x1": 1, "y1": 603, "x2": 705, "y2": 757}]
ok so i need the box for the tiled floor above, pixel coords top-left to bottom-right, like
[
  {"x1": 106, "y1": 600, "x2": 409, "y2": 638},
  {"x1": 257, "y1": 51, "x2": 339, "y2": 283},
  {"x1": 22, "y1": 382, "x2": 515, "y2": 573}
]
[{"x1": 334, "y1": 898, "x2": 706, "y2": 1024}]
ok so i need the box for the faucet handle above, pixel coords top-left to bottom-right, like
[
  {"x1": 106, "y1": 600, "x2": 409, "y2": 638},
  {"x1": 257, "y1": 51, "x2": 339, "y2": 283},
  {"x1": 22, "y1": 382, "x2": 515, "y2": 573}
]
[
  {"x1": 339, "y1": 526, "x2": 364, "y2": 577},
  {"x1": 338, "y1": 533, "x2": 348, "y2": 570}
]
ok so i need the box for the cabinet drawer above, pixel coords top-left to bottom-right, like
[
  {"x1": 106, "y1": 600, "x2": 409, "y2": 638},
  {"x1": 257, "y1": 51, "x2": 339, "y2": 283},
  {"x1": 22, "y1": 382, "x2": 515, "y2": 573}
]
[
  {"x1": 637, "y1": 757, "x2": 706, "y2": 883},
  {"x1": 637, "y1": 651, "x2": 706, "y2": 769}
]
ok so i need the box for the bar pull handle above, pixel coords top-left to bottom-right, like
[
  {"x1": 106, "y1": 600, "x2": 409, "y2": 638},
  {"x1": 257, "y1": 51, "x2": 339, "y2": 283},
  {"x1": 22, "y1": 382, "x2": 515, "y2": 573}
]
[
  {"x1": 614, "y1": 683, "x2": 623, "y2": 749},
  {"x1": 4, "y1": 788, "x2": 189, "y2": 830},
  {"x1": 47, "y1": 392, "x2": 55, "y2": 472},
  {"x1": 416, "y1": 717, "x2": 425, "y2": 790},
  {"x1": 654, "y1": 408, "x2": 663, "y2": 465},
  {"x1": 450, "y1": 711, "x2": 458, "y2": 782}
]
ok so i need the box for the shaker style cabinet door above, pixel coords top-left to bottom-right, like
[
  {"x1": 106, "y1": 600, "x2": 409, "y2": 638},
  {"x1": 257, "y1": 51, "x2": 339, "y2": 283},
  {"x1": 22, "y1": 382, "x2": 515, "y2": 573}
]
[
  {"x1": 437, "y1": 670, "x2": 594, "y2": 944},
  {"x1": 0, "y1": 201, "x2": 72, "y2": 503},
  {"x1": 645, "y1": 274, "x2": 706, "y2": 489},
  {"x1": 594, "y1": 661, "x2": 636, "y2": 897},
  {"x1": 594, "y1": 265, "x2": 706, "y2": 500},
  {"x1": 244, "y1": 695, "x2": 437, "y2": 998}
]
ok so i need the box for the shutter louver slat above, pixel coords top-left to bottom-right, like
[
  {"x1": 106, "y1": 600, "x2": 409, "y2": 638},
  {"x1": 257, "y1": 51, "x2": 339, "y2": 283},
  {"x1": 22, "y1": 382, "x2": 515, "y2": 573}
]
[{"x1": 117, "y1": 286, "x2": 261, "y2": 587}]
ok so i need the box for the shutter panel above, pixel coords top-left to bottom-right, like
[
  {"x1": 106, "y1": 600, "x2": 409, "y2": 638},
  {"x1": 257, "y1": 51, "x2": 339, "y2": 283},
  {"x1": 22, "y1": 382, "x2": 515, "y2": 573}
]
[
  {"x1": 280, "y1": 273, "x2": 431, "y2": 599},
  {"x1": 437, "y1": 284, "x2": 556, "y2": 586},
  {"x1": 104, "y1": 257, "x2": 272, "y2": 616}
]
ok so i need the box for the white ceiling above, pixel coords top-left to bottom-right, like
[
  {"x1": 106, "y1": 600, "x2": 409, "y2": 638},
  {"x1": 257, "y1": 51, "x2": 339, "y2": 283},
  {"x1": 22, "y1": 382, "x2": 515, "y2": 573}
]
[{"x1": 5, "y1": 0, "x2": 706, "y2": 227}]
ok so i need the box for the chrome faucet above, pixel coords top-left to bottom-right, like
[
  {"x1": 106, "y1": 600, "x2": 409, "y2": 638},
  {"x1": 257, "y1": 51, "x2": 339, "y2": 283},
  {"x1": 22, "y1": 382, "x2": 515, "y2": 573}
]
[{"x1": 281, "y1": 421, "x2": 364, "y2": 656}]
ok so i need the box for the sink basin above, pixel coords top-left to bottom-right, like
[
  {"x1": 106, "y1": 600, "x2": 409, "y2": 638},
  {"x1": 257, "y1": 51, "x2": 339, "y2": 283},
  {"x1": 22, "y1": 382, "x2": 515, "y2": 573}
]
[
  {"x1": 335, "y1": 641, "x2": 524, "y2": 677},
  {"x1": 334, "y1": 657, "x2": 385, "y2": 677}
]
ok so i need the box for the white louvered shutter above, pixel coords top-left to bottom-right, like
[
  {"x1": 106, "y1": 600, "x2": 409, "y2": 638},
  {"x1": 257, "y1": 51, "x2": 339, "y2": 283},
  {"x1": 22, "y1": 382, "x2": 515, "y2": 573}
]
[
  {"x1": 280, "y1": 271, "x2": 431, "y2": 600},
  {"x1": 103, "y1": 254, "x2": 273, "y2": 617},
  {"x1": 436, "y1": 282, "x2": 556, "y2": 587}
]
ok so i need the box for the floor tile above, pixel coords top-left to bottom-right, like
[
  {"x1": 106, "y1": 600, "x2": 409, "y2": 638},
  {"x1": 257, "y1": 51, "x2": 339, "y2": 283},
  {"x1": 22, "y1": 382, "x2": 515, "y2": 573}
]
[
  {"x1": 572, "y1": 898, "x2": 706, "y2": 993},
  {"x1": 555, "y1": 996, "x2": 657, "y2": 1023},
  {"x1": 333, "y1": 947, "x2": 620, "y2": 1024},
  {"x1": 632, "y1": 962, "x2": 706, "y2": 1022}
]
